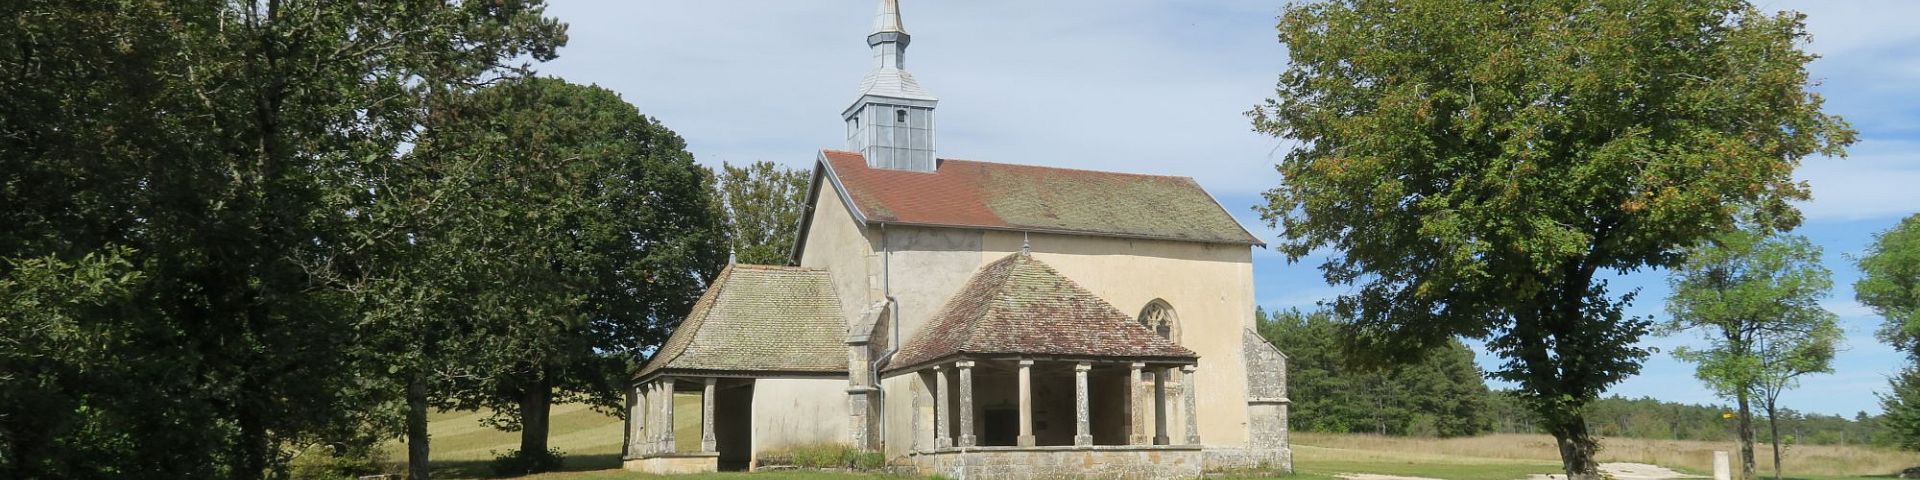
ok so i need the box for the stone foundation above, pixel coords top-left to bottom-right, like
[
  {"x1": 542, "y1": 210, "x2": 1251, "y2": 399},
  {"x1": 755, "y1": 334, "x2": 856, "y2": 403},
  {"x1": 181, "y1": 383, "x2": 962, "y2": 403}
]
[
  {"x1": 1203, "y1": 447, "x2": 1293, "y2": 473},
  {"x1": 622, "y1": 452, "x2": 718, "y2": 474},
  {"x1": 910, "y1": 445, "x2": 1203, "y2": 480}
]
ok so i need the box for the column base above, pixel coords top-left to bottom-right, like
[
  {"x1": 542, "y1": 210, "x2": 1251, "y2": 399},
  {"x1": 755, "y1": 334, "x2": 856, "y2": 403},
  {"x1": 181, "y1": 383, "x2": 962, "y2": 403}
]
[
  {"x1": 1018, "y1": 435, "x2": 1036, "y2": 447},
  {"x1": 936, "y1": 438, "x2": 952, "y2": 449},
  {"x1": 958, "y1": 435, "x2": 977, "y2": 447},
  {"x1": 1186, "y1": 436, "x2": 1202, "y2": 445},
  {"x1": 1153, "y1": 435, "x2": 1170, "y2": 446},
  {"x1": 1129, "y1": 434, "x2": 1152, "y2": 445},
  {"x1": 1074, "y1": 435, "x2": 1094, "y2": 447}
]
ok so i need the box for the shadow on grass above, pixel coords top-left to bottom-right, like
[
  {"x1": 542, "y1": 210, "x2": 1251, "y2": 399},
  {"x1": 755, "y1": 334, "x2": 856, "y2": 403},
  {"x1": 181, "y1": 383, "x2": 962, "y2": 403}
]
[{"x1": 421, "y1": 452, "x2": 622, "y2": 479}]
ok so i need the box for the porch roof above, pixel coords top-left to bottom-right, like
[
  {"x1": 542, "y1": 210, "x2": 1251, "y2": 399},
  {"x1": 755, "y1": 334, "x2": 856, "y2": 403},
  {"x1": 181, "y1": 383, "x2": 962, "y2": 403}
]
[{"x1": 884, "y1": 253, "x2": 1197, "y2": 374}]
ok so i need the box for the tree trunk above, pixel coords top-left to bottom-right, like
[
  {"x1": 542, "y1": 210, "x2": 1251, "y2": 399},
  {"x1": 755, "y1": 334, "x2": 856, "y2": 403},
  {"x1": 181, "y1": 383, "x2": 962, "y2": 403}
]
[
  {"x1": 1766, "y1": 401, "x2": 1783, "y2": 480},
  {"x1": 407, "y1": 372, "x2": 431, "y2": 480},
  {"x1": 1550, "y1": 416, "x2": 1601, "y2": 480},
  {"x1": 519, "y1": 375, "x2": 553, "y2": 458},
  {"x1": 1737, "y1": 391, "x2": 1756, "y2": 480}
]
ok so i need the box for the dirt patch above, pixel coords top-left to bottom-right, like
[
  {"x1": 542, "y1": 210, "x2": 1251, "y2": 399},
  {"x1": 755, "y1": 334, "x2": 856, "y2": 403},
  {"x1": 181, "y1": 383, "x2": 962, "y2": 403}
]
[{"x1": 1528, "y1": 462, "x2": 1704, "y2": 480}]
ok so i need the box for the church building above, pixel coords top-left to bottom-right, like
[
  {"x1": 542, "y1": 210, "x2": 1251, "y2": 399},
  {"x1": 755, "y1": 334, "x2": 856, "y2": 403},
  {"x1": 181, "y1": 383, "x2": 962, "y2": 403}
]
[{"x1": 624, "y1": 1, "x2": 1292, "y2": 478}]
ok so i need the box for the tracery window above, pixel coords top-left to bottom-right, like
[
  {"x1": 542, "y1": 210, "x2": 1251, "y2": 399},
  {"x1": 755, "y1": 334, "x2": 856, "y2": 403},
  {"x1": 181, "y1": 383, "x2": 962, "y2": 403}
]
[{"x1": 1137, "y1": 300, "x2": 1178, "y2": 343}]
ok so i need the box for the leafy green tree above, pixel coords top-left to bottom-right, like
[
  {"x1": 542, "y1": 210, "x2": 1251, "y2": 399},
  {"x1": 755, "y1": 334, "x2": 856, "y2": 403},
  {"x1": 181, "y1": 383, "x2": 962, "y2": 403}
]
[
  {"x1": 1, "y1": 1, "x2": 563, "y2": 478},
  {"x1": 1880, "y1": 368, "x2": 1920, "y2": 450},
  {"x1": 1857, "y1": 214, "x2": 1920, "y2": 450},
  {"x1": 714, "y1": 161, "x2": 811, "y2": 265},
  {"x1": 413, "y1": 77, "x2": 728, "y2": 471},
  {"x1": 1663, "y1": 229, "x2": 1840, "y2": 480},
  {"x1": 1249, "y1": 1, "x2": 1852, "y2": 476},
  {"x1": 1257, "y1": 308, "x2": 1493, "y2": 437}
]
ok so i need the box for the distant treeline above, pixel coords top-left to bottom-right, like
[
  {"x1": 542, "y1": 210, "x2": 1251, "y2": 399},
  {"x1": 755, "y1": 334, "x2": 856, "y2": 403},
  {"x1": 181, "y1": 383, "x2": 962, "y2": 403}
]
[{"x1": 1259, "y1": 307, "x2": 1896, "y2": 447}]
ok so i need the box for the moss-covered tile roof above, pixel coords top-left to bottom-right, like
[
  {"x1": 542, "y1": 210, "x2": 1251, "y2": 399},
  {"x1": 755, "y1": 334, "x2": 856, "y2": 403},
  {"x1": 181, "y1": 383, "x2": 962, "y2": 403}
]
[
  {"x1": 637, "y1": 264, "x2": 847, "y2": 380},
  {"x1": 821, "y1": 150, "x2": 1263, "y2": 246},
  {"x1": 885, "y1": 253, "x2": 1197, "y2": 374}
]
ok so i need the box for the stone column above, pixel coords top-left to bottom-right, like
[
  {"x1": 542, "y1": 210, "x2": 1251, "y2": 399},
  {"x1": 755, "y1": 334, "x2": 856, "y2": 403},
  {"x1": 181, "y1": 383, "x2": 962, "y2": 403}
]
[
  {"x1": 1074, "y1": 362, "x2": 1093, "y2": 447},
  {"x1": 957, "y1": 360, "x2": 977, "y2": 447},
  {"x1": 1153, "y1": 367, "x2": 1170, "y2": 445},
  {"x1": 1017, "y1": 359, "x2": 1036, "y2": 447},
  {"x1": 1182, "y1": 365, "x2": 1200, "y2": 445},
  {"x1": 641, "y1": 382, "x2": 655, "y2": 456},
  {"x1": 659, "y1": 379, "x2": 676, "y2": 453},
  {"x1": 630, "y1": 384, "x2": 645, "y2": 456},
  {"x1": 700, "y1": 377, "x2": 717, "y2": 452},
  {"x1": 1128, "y1": 362, "x2": 1148, "y2": 445},
  {"x1": 934, "y1": 366, "x2": 951, "y2": 448}
]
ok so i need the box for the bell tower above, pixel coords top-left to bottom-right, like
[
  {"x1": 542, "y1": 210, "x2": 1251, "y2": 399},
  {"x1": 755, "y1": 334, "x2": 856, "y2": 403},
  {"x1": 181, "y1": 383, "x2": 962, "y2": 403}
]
[{"x1": 843, "y1": 0, "x2": 938, "y2": 172}]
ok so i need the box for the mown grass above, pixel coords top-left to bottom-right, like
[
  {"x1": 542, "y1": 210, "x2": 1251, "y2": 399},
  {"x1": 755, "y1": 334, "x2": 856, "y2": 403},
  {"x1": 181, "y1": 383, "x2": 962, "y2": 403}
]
[
  {"x1": 388, "y1": 403, "x2": 1916, "y2": 479},
  {"x1": 1293, "y1": 432, "x2": 1920, "y2": 478}
]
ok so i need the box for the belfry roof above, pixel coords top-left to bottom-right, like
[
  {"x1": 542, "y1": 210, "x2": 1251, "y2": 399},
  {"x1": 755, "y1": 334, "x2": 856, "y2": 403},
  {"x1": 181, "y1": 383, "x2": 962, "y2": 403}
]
[
  {"x1": 815, "y1": 150, "x2": 1264, "y2": 246},
  {"x1": 637, "y1": 264, "x2": 846, "y2": 381},
  {"x1": 884, "y1": 253, "x2": 1197, "y2": 374}
]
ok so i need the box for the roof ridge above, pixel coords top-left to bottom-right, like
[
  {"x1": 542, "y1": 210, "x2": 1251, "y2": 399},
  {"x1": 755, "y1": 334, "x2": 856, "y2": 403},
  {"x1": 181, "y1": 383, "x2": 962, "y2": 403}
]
[
  {"x1": 818, "y1": 148, "x2": 1203, "y2": 182},
  {"x1": 952, "y1": 254, "x2": 1024, "y2": 354},
  {"x1": 639, "y1": 264, "x2": 734, "y2": 377}
]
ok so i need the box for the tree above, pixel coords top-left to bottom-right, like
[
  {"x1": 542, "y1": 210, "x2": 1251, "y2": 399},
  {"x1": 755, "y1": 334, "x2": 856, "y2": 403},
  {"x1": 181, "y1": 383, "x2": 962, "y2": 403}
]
[
  {"x1": 715, "y1": 161, "x2": 811, "y2": 265},
  {"x1": 1249, "y1": 1, "x2": 1853, "y2": 477},
  {"x1": 414, "y1": 77, "x2": 728, "y2": 472},
  {"x1": 1663, "y1": 229, "x2": 1840, "y2": 480},
  {"x1": 1, "y1": 1, "x2": 564, "y2": 478},
  {"x1": 1257, "y1": 308, "x2": 1494, "y2": 437},
  {"x1": 1857, "y1": 214, "x2": 1920, "y2": 449}
]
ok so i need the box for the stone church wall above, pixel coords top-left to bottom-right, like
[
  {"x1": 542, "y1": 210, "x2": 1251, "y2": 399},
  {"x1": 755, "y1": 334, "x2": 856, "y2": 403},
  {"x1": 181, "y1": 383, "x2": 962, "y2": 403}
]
[{"x1": 749, "y1": 377, "x2": 850, "y2": 467}]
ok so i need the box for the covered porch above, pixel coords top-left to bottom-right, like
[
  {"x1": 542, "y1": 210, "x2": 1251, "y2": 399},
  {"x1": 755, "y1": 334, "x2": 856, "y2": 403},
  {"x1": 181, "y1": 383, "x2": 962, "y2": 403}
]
[
  {"x1": 912, "y1": 357, "x2": 1200, "y2": 450},
  {"x1": 881, "y1": 253, "x2": 1206, "y2": 479}
]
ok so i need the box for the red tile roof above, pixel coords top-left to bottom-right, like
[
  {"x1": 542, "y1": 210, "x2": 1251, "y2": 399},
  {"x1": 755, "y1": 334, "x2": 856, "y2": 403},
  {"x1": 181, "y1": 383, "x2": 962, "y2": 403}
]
[
  {"x1": 884, "y1": 253, "x2": 1197, "y2": 374},
  {"x1": 819, "y1": 150, "x2": 1262, "y2": 245}
]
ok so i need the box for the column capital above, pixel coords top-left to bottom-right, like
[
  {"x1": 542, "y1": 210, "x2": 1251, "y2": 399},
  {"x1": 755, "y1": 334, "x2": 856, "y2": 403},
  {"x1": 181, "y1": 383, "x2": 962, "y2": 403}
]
[
  {"x1": 1129, "y1": 361, "x2": 1146, "y2": 369},
  {"x1": 1017, "y1": 359, "x2": 1035, "y2": 367},
  {"x1": 704, "y1": 377, "x2": 717, "y2": 386},
  {"x1": 955, "y1": 360, "x2": 976, "y2": 369},
  {"x1": 1074, "y1": 362, "x2": 1092, "y2": 372},
  {"x1": 1181, "y1": 364, "x2": 1197, "y2": 374}
]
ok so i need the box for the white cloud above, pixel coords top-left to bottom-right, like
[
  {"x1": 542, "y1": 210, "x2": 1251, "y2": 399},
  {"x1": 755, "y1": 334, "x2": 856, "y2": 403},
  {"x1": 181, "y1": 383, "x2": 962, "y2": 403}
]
[
  {"x1": 1794, "y1": 140, "x2": 1920, "y2": 222},
  {"x1": 543, "y1": 0, "x2": 1916, "y2": 416}
]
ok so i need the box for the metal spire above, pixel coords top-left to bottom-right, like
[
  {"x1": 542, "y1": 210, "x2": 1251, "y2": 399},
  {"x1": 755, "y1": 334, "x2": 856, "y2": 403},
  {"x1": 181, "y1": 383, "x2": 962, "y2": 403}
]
[{"x1": 874, "y1": 0, "x2": 906, "y2": 35}]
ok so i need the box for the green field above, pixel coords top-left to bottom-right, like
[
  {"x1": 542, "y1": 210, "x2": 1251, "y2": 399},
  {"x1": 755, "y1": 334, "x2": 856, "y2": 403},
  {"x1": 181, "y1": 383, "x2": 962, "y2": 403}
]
[{"x1": 387, "y1": 404, "x2": 1914, "y2": 479}]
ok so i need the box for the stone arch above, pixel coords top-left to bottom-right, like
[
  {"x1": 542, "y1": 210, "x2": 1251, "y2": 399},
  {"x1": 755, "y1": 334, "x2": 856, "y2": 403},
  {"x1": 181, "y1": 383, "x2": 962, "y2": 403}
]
[{"x1": 1136, "y1": 299, "x2": 1179, "y2": 344}]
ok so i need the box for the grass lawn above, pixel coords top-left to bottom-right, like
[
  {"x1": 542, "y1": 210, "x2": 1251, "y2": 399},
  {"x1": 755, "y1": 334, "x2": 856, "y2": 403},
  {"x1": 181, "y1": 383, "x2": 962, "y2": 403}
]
[{"x1": 390, "y1": 404, "x2": 1913, "y2": 479}]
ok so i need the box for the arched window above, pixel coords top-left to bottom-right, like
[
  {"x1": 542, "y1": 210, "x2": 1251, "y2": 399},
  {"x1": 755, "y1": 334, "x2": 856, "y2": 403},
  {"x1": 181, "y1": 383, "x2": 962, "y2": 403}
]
[{"x1": 1137, "y1": 300, "x2": 1178, "y2": 343}]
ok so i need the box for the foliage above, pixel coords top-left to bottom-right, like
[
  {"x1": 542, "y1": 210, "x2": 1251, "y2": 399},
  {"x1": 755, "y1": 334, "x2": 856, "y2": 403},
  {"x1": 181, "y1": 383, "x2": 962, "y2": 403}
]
[
  {"x1": 492, "y1": 448, "x2": 568, "y2": 476},
  {"x1": 0, "y1": 1, "x2": 565, "y2": 478},
  {"x1": 1485, "y1": 392, "x2": 1894, "y2": 449},
  {"x1": 1257, "y1": 307, "x2": 1493, "y2": 437},
  {"x1": 1250, "y1": 0, "x2": 1852, "y2": 476},
  {"x1": 1857, "y1": 215, "x2": 1920, "y2": 355},
  {"x1": 408, "y1": 77, "x2": 729, "y2": 466},
  {"x1": 715, "y1": 161, "x2": 812, "y2": 265},
  {"x1": 287, "y1": 443, "x2": 387, "y2": 480},
  {"x1": 1662, "y1": 228, "x2": 1840, "y2": 479},
  {"x1": 757, "y1": 443, "x2": 887, "y2": 470},
  {"x1": 1880, "y1": 367, "x2": 1920, "y2": 451},
  {"x1": 1856, "y1": 214, "x2": 1920, "y2": 451}
]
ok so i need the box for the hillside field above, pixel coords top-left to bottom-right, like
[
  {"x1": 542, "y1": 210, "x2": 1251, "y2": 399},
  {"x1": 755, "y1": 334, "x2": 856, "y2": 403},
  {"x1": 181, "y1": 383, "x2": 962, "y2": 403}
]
[{"x1": 383, "y1": 405, "x2": 1920, "y2": 479}]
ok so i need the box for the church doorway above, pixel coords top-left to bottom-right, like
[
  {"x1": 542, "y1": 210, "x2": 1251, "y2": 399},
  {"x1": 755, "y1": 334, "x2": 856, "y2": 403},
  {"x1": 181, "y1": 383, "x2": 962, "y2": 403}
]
[{"x1": 714, "y1": 379, "x2": 753, "y2": 471}]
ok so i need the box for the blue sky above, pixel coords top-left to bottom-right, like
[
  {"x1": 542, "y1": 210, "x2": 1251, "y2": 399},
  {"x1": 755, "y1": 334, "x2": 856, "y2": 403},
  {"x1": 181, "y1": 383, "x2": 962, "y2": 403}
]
[{"x1": 538, "y1": 1, "x2": 1920, "y2": 416}]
